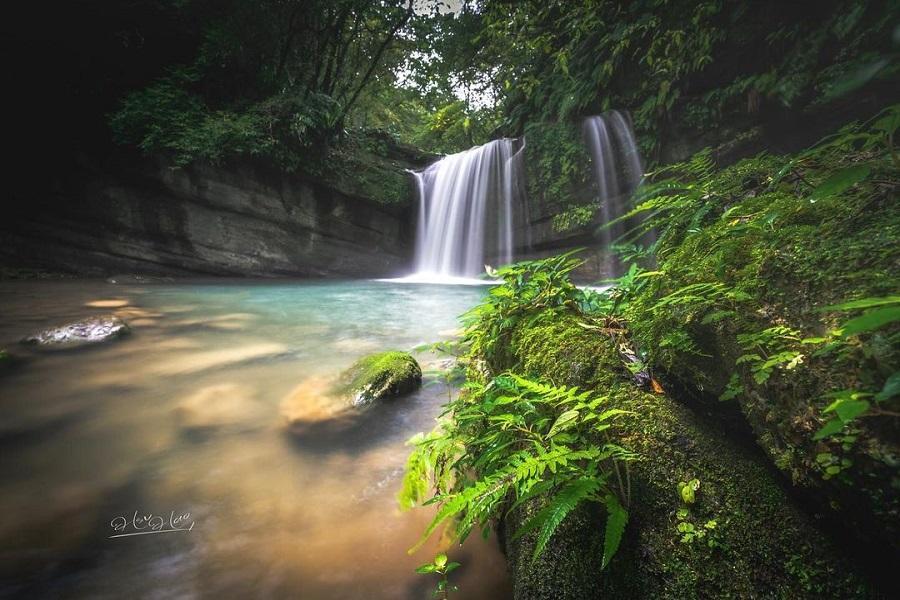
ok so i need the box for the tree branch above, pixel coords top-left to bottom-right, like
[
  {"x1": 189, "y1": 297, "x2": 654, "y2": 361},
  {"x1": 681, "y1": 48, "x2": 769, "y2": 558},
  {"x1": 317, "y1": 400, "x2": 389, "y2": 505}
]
[{"x1": 335, "y1": 0, "x2": 414, "y2": 127}]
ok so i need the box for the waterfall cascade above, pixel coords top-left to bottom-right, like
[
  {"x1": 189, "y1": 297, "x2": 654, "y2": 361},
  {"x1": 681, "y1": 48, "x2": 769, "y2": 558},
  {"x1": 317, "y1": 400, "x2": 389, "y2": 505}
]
[
  {"x1": 583, "y1": 111, "x2": 645, "y2": 277},
  {"x1": 406, "y1": 114, "x2": 641, "y2": 284},
  {"x1": 410, "y1": 138, "x2": 524, "y2": 281}
]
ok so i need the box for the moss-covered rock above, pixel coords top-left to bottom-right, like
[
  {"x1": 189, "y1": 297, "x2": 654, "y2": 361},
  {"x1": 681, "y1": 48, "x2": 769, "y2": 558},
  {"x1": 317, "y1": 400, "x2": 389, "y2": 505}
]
[
  {"x1": 0, "y1": 349, "x2": 10, "y2": 370},
  {"x1": 622, "y1": 141, "x2": 900, "y2": 554},
  {"x1": 491, "y1": 312, "x2": 872, "y2": 599},
  {"x1": 337, "y1": 351, "x2": 422, "y2": 407},
  {"x1": 499, "y1": 495, "x2": 605, "y2": 600}
]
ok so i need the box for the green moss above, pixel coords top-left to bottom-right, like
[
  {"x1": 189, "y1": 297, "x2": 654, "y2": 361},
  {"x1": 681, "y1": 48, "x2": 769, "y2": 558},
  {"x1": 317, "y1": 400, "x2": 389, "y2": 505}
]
[
  {"x1": 619, "y1": 121, "x2": 900, "y2": 550},
  {"x1": 337, "y1": 351, "x2": 422, "y2": 407},
  {"x1": 511, "y1": 316, "x2": 624, "y2": 391},
  {"x1": 501, "y1": 496, "x2": 605, "y2": 600},
  {"x1": 308, "y1": 130, "x2": 421, "y2": 205},
  {"x1": 497, "y1": 311, "x2": 871, "y2": 598}
]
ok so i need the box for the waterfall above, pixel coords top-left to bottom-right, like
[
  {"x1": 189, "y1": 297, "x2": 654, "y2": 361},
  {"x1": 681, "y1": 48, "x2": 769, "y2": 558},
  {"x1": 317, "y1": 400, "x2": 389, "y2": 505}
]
[
  {"x1": 583, "y1": 111, "x2": 645, "y2": 277},
  {"x1": 411, "y1": 138, "x2": 523, "y2": 281}
]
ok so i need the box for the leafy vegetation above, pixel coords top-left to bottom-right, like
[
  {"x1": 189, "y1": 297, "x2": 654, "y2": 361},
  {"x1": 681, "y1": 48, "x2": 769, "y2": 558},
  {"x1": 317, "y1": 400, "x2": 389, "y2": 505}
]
[
  {"x1": 101, "y1": 0, "x2": 897, "y2": 224},
  {"x1": 520, "y1": 121, "x2": 594, "y2": 228},
  {"x1": 400, "y1": 371, "x2": 635, "y2": 569},
  {"x1": 398, "y1": 257, "x2": 641, "y2": 574},
  {"x1": 397, "y1": 94, "x2": 897, "y2": 592},
  {"x1": 476, "y1": 0, "x2": 899, "y2": 159},
  {"x1": 576, "y1": 107, "x2": 900, "y2": 556},
  {"x1": 403, "y1": 253, "x2": 875, "y2": 596},
  {"x1": 416, "y1": 553, "x2": 460, "y2": 599},
  {"x1": 462, "y1": 252, "x2": 604, "y2": 370},
  {"x1": 111, "y1": 1, "x2": 406, "y2": 162},
  {"x1": 107, "y1": 0, "x2": 506, "y2": 174}
]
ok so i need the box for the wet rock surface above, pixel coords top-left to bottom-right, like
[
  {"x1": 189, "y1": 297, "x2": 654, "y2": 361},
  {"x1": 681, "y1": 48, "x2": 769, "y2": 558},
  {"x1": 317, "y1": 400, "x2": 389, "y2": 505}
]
[
  {"x1": 21, "y1": 315, "x2": 130, "y2": 348},
  {"x1": 0, "y1": 349, "x2": 11, "y2": 371},
  {"x1": 0, "y1": 156, "x2": 414, "y2": 278},
  {"x1": 338, "y1": 351, "x2": 422, "y2": 407}
]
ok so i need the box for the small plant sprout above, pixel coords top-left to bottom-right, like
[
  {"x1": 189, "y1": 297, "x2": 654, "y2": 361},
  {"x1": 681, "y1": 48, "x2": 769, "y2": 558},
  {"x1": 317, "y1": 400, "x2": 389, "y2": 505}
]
[
  {"x1": 677, "y1": 479, "x2": 700, "y2": 504},
  {"x1": 416, "y1": 553, "x2": 460, "y2": 599}
]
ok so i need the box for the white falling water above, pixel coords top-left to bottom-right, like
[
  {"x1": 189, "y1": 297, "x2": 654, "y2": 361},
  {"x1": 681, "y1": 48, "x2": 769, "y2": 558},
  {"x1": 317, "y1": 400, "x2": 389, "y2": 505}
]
[
  {"x1": 583, "y1": 111, "x2": 645, "y2": 277},
  {"x1": 409, "y1": 138, "x2": 523, "y2": 282}
]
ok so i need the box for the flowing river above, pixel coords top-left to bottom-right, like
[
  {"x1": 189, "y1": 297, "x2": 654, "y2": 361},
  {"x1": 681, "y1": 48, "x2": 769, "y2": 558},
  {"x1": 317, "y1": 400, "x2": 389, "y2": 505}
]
[{"x1": 0, "y1": 279, "x2": 511, "y2": 599}]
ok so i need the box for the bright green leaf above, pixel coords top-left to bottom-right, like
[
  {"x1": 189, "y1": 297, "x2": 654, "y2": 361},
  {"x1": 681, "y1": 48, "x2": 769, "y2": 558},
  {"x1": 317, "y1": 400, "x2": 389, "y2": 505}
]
[
  {"x1": 823, "y1": 296, "x2": 900, "y2": 311},
  {"x1": 813, "y1": 418, "x2": 845, "y2": 440},
  {"x1": 833, "y1": 399, "x2": 870, "y2": 423},
  {"x1": 808, "y1": 165, "x2": 870, "y2": 203},
  {"x1": 875, "y1": 372, "x2": 900, "y2": 402},
  {"x1": 602, "y1": 495, "x2": 628, "y2": 570},
  {"x1": 839, "y1": 307, "x2": 900, "y2": 336},
  {"x1": 548, "y1": 409, "x2": 580, "y2": 437}
]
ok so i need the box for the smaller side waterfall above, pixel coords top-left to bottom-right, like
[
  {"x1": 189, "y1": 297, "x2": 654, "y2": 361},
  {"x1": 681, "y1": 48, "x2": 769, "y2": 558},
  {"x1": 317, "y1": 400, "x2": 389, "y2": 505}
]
[
  {"x1": 583, "y1": 111, "x2": 646, "y2": 277},
  {"x1": 411, "y1": 138, "x2": 524, "y2": 280}
]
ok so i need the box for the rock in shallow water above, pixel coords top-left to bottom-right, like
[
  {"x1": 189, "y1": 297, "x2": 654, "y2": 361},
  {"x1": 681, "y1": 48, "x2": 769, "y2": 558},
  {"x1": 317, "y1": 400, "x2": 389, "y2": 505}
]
[
  {"x1": 21, "y1": 315, "x2": 129, "y2": 347},
  {"x1": 337, "y1": 351, "x2": 422, "y2": 407},
  {"x1": 280, "y1": 376, "x2": 348, "y2": 428},
  {"x1": 176, "y1": 382, "x2": 263, "y2": 431}
]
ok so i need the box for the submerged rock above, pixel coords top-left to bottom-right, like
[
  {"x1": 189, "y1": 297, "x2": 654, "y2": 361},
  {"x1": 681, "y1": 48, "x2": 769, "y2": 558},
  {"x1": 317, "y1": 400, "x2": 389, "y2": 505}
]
[
  {"x1": 175, "y1": 382, "x2": 263, "y2": 432},
  {"x1": 149, "y1": 342, "x2": 287, "y2": 376},
  {"x1": 280, "y1": 376, "x2": 350, "y2": 430},
  {"x1": 337, "y1": 351, "x2": 422, "y2": 407},
  {"x1": 21, "y1": 315, "x2": 129, "y2": 347}
]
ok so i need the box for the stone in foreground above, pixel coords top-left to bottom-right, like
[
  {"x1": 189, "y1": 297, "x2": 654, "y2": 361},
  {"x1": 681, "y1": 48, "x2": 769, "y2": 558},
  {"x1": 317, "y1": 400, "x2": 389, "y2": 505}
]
[
  {"x1": 338, "y1": 351, "x2": 422, "y2": 407},
  {"x1": 22, "y1": 315, "x2": 130, "y2": 347}
]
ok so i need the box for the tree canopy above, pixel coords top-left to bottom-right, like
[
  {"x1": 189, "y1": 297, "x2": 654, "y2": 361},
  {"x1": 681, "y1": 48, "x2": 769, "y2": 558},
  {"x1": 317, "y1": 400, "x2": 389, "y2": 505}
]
[{"x1": 103, "y1": 0, "x2": 898, "y2": 171}]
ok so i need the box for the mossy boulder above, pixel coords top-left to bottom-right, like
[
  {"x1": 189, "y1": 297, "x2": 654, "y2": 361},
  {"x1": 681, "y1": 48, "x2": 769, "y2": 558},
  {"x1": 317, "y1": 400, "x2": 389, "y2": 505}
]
[
  {"x1": 623, "y1": 148, "x2": 900, "y2": 554},
  {"x1": 486, "y1": 311, "x2": 872, "y2": 599},
  {"x1": 0, "y1": 349, "x2": 11, "y2": 370},
  {"x1": 337, "y1": 351, "x2": 422, "y2": 407}
]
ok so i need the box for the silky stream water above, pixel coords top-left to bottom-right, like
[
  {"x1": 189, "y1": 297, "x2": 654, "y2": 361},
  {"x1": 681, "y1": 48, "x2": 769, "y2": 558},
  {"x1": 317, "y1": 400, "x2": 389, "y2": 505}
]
[{"x1": 0, "y1": 279, "x2": 511, "y2": 599}]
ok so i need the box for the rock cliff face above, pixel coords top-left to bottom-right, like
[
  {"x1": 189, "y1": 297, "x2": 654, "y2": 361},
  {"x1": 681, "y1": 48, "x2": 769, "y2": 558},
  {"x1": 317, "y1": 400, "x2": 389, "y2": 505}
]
[{"x1": 1, "y1": 155, "x2": 416, "y2": 278}]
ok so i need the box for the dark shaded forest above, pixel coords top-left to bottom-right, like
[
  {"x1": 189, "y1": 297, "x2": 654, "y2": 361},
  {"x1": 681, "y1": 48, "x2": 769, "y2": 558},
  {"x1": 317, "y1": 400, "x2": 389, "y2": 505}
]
[{"x1": 0, "y1": 2, "x2": 898, "y2": 599}]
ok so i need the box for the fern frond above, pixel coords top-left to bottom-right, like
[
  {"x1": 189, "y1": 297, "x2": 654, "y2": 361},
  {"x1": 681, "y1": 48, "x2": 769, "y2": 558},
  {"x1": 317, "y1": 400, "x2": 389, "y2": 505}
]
[
  {"x1": 602, "y1": 494, "x2": 629, "y2": 569},
  {"x1": 512, "y1": 477, "x2": 602, "y2": 561}
]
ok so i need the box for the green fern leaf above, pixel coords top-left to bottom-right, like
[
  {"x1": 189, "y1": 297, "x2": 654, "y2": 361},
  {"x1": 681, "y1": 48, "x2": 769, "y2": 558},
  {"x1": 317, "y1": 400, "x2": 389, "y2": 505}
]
[
  {"x1": 512, "y1": 478, "x2": 601, "y2": 561},
  {"x1": 548, "y1": 409, "x2": 580, "y2": 437},
  {"x1": 602, "y1": 495, "x2": 628, "y2": 569}
]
